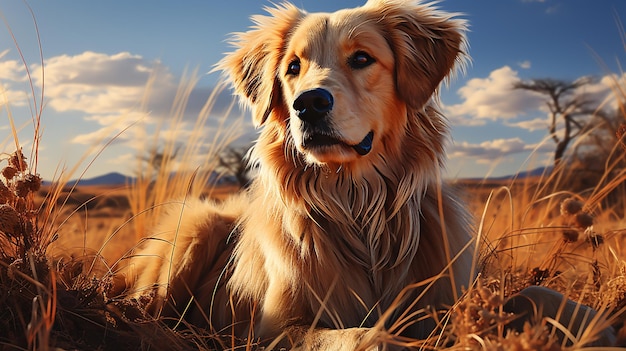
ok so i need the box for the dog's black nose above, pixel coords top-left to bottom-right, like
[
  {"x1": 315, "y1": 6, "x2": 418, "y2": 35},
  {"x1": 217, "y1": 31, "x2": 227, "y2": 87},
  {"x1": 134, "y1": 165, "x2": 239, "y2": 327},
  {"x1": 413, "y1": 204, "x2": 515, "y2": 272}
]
[{"x1": 293, "y1": 88, "x2": 334, "y2": 122}]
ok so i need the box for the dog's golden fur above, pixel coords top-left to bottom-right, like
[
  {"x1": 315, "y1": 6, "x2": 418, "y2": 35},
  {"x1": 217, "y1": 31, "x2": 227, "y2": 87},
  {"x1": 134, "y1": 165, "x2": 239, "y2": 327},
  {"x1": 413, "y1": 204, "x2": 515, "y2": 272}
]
[{"x1": 122, "y1": 0, "x2": 474, "y2": 348}]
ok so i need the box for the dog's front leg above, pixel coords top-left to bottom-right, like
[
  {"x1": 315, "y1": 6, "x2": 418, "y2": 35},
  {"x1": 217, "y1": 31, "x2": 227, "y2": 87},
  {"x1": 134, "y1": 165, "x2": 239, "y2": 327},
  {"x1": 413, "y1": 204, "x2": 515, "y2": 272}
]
[{"x1": 268, "y1": 326, "x2": 404, "y2": 351}]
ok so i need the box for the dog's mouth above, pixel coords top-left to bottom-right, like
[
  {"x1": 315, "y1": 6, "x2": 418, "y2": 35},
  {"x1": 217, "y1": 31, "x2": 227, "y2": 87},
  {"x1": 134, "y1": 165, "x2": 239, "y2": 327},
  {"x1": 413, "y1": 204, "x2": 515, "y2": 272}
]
[
  {"x1": 302, "y1": 131, "x2": 374, "y2": 156},
  {"x1": 352, "y1": 131, "x2": 374, "y2": 156}
]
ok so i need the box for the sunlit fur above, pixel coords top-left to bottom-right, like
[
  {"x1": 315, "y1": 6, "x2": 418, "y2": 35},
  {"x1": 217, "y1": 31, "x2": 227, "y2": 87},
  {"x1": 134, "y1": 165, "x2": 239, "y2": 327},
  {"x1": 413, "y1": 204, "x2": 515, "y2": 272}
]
[{"x1": 123, "y1": 0, "x2": 474, "y2": 347}]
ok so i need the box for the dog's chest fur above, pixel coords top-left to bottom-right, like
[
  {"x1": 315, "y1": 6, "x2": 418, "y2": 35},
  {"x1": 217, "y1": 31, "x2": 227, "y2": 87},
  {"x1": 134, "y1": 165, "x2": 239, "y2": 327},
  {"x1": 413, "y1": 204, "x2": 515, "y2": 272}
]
[{"x1": 229, "y1": 160, "x2": 463, "y2": 331}]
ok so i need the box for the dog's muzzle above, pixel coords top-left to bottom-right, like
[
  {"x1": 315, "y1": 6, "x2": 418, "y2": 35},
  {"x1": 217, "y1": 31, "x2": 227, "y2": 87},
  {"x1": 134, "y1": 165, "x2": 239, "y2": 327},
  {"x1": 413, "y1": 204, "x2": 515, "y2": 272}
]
[{"x1": 293, "y1": 89, "x2": 374, "y2": 156}]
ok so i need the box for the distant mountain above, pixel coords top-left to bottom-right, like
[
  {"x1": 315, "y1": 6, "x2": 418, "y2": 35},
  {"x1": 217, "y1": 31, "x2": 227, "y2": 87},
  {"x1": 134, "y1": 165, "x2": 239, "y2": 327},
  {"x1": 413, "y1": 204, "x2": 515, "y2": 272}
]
[
  {"x1": 56, "y1": 171, "x2": 235, "y2": 186},
  {"x1": 72, "y1": 172, "x2": 132, "y2": 186},
  {"x1": 492, "y1": 166, "x2": 553, "y2": 180}
]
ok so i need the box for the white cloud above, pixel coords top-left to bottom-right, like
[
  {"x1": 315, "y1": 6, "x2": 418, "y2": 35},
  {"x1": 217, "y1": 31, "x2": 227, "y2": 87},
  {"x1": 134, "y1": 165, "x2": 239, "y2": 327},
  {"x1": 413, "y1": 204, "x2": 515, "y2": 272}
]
[
  {"x1": 0, "y1": 50, "x2": 31, "y2": 107},
  {"x1": 506, "y1": 117, "x2": 548, "y2": 131},
  {"x1": 450, "y1": 138, "x2": 527, "y2": 160},
  {"x1": 579, "y1": 74, "x2": 626, "y2": 111},
  {"x1": 445, "y1": 66, "x2": 545, "y2": 124},
  {"x1": 0, "y1": 50, "x2": 246, "y2": 144},
  {"x1": 70, "y1": 111, "x2": 152, "y2": 145},
  {"x1": 0, "y1": 52, "x2": 27, "y2": 83},
  {"x1": 69, "y1": 127, "x2": 126, "y2": 146},
  {"x1": 444, "y1": 70, "x2": 626, "y2": 168},
  {"x1": 518, "y1": 60, "x2": 531, "y2": 69},
  {"x1": 449, "y1": 136, "x2": 555, "y2": 162},
  {"x1": 30, "y1": 52, "x2": 172, "y2": 115},
  {"x1": 0, "y1": 50, "x2": 251, "y2": 179},
  {"x1": 0, "y1": 83, "x2": 29, "y2": 107},
  {"x1": 105, "y1": 152, "x2": 136, "y2": 167},
  {"x1": 36, "y1": 51, "x2": 160, "y2": 87},
  {"x1": 446, "y1": 66, "x2": 626, "y2": 134}
]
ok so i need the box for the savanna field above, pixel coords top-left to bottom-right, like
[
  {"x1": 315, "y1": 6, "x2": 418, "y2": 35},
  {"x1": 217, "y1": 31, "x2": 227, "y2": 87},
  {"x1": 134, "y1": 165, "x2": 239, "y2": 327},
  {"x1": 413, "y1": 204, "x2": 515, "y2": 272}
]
[
  {"x1": 3, "y1": 8, "x2": 626, "y2": 351},
  {"x1": 2, "y1": 141, "x2": 626, "y2": 350}
]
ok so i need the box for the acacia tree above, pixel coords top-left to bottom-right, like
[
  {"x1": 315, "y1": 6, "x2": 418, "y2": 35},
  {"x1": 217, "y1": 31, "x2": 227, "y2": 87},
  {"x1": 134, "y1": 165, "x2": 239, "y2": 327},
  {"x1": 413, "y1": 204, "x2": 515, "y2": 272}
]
[
  {"x1": 567, "y1": 108, "x2": 626, "y2": 188},
  {"x1": 513, "y1": 77, "x2": 599, "y2": 166},
  {"x1": 139, "y1": 145, "x2": 180, "y2": 178},
  {"x1": 215, "y1": 146, "x2": 255, "y2": 188}
]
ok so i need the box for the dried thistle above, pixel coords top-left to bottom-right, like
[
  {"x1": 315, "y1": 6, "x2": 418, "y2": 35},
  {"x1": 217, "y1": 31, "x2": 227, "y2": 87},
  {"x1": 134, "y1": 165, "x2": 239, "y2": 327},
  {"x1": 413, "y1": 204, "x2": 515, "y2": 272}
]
[
  {"x1": 14, "y1": 197, "x2": 27, "y2": 213},
  {"x1": 14, "y1": 173, "x2": 42, "y2": 198},
  {"x1": 0, "y1": 149, "x2": 42, "y2": 257},
  {"x1": 494, "y1": 322, "x2": 560, "y2": 351},
  {"x1": 586, "y1": 231, "x2": 604, "y2": 250},
  {"x1": 451, "y1": 280, "x2": 511, "y2": 341},
  {"x1": 0, "y1": 181, "x2": 12, "y2": 204},
  {"x1": 574, "y1": 212, "x2": 594, "y2": 229},
  {"x1": 0, "y1": 204, "x2": 21, "y2": 238},
  {"x1": 8, "y1": 149, "x2": 27, "y2": 172},
  {"x1": 14, "y1": 179, "x2": 31, "y2": 198},
  {"x1": 560, "y1": 198, "x2": 583, "y2": 216},
  {"x1": 562, "y1": 229, "x2": 579, "y2": 243},
  {"x1": 2, "y1": 166, "x2": 18, "y2": 180},
  {"x1": 23, "y1": 173, "x2": 42, "y2": 192}
]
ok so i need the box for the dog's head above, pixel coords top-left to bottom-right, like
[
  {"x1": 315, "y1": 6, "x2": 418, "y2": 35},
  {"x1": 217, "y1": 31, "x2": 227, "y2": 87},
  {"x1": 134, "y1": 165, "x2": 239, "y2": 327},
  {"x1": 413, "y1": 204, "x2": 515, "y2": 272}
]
[{"x1": 219, "y1": 0, "x2": 466, "y2": 169}]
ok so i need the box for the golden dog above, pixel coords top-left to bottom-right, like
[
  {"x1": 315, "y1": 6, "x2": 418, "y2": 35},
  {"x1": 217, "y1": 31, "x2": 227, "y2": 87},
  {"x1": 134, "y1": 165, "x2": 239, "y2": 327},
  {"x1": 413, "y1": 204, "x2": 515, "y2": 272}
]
[{"x1": 123, "y1": 0, "x2": 474, "y2": 349}]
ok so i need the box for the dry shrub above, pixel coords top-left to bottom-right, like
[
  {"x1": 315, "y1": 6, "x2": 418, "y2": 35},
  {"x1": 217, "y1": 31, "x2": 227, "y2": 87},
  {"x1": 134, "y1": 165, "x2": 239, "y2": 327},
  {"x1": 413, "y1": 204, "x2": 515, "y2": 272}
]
[
  {"x1": 461, "y1": 137, "x2": 626, "y2": 348},
  {"x1": 449, "y1": 279, "x2": 562, "y2": 351},
  {"x1": 0, "y1": 148, "x2": 53, "y2": 349}
]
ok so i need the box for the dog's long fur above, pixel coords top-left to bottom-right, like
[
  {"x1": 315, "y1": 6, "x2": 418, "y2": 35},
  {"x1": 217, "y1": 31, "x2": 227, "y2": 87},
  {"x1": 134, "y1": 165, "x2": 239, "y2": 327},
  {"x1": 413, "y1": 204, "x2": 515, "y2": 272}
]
[{"x1": 122, "y1": 0, "x2": 474, "y2": 347}]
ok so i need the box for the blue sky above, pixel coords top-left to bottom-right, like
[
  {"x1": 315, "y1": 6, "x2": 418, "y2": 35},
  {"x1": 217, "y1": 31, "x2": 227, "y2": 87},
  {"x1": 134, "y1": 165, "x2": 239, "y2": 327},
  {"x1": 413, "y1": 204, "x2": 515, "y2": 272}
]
[{"x1": 1, "y1": 0, "x2": 626, "y2": 180}]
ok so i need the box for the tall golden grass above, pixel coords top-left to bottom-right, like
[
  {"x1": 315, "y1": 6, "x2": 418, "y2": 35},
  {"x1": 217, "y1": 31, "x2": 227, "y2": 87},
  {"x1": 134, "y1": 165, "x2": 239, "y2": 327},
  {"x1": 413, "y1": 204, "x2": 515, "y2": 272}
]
[
  {"x1": 0, "y1": 10, "x2": 246, "y2": 347},
  {"x1": 125, "y1": 73, "x2": 244, "y2": 243},
  {"x1": 2, "y1": 12, "x2": 626, "y2": 351}
]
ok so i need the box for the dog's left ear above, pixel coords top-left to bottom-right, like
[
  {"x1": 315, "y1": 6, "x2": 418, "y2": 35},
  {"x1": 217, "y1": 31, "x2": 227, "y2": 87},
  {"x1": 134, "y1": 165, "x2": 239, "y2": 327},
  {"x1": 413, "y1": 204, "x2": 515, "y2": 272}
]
[
  {"x1": 367, "y1": 0, "x2": 467, "y2": 109},
  {"x1": 217, "y1": 4, "x2": 304, "y2": 127}
]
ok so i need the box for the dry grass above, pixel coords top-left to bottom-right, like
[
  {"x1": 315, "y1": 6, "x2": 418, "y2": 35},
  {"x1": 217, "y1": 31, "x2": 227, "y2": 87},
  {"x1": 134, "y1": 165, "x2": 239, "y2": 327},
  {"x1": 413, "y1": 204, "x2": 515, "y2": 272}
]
[{"x1": 2, "y1": 134, "x2": 626, "y2": 350}]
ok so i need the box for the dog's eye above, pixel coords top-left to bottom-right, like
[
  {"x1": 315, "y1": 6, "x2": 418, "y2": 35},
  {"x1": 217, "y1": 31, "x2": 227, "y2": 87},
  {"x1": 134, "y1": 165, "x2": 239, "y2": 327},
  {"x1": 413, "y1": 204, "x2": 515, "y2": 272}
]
[
  {"x1": 349, "y1": 51, "x2": 375, "y2": 69},
  {"x1": 287, "y1": 59, "x2": 301, "y2": 76}
]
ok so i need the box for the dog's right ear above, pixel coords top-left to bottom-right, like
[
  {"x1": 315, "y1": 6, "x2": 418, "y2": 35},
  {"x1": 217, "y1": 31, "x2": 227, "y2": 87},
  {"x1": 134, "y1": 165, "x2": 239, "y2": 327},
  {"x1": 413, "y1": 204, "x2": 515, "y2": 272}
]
[
  {"x1": 365, "y1": 0, "x2": 467, "y2": 110},
  {"x1": 217, "y1": 4, "x2": 303, "y2": 127}
]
